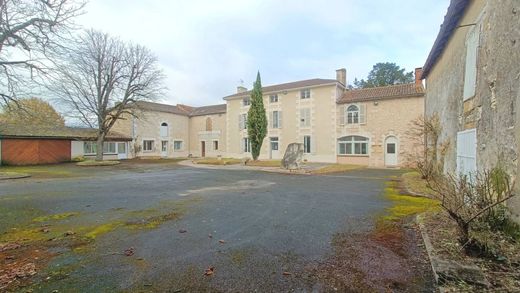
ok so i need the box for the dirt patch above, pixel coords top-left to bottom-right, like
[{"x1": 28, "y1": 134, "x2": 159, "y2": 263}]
[
  {"x1": 308, "y1": 179, "x2": 438, "y2": 292},
  {"x1": 178, "y1": 180, "x2": 275, "y2": 196}
]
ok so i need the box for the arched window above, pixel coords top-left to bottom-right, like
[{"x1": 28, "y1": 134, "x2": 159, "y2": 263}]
[
  {"x1": 338, "y1": 135, "x2": 369, "y2": 155},
  {"x1": 347, "y1": 105, "x2": 359, "y2": 124},
  {"x1": 160, "y1": 122, "x2": 168, "y2": 137},
  {"x1": 206, "y1": 117, "x2": 212, "y2": 131}
]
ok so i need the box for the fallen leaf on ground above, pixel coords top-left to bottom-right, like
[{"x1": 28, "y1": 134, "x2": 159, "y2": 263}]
[
  {"x1": 63, "y1": 231, "x2": 75, "y2": 236},
  {"x1": 124, "y1": 247, "x2": 135, "y2": 256},
  {"x1": 283, "y1": 272, "x2": 292, "y2": 276},
  {"x1": 178, "y1": 229, "x2": 187, "y2": 233},
  {"x1": 208, "y1": 234, "x2": 213, "y2": 238},
  {"x1": 0, "y1": 243, "x2": 21, "y2": 252},
  {"x1": 204, "y1": 266, "x2": 215, "y2": 276},
  {"x1": 218, "y1": 240, "x2": 226, "y2": 244}
]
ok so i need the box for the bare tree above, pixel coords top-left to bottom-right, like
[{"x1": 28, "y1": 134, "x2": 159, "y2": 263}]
[
  {"x1": 54, "y1": 29, "x2": 165, "y2": 161},
  {"x1": 0, "y1": 0, "x2": 84, "y2": 106}
]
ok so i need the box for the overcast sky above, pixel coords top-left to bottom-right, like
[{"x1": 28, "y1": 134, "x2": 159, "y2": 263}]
[{"x1": 77, "y1": 0, "x2": 449, "y2": 106}]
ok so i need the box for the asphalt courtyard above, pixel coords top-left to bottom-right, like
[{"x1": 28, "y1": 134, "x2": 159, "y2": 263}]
[{"x1": 0, "y1": 162, "x2": 435, "y2": 292}]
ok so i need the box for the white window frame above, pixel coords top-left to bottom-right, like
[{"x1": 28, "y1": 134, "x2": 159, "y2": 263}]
[
  {"x1": 303, "y1": 135, "x2": 311, "y2": 154},
  {"x1": 103, "y1": 142, "x2": 117, "y2": 154},
  {"x1": 347, "y1": 105, "x2": 359, "y2": 124},
  {"x1": 270, "y1": 137, "x2": 279, "y2": 151},
  {"x1": 239, "y1": 113, "x2": 248, "y2": 130},
  {"x1": 243, "y1": 137, "x2": 251, "y2": 153},
  {"x1": 242, "y1": 97, "x2": 251, "y2": 106},
  {"x1": 269, "y1": 94, "x2": 278, "y2": 103},
  {"x1": 83, "y1": 142, "x2": 97, "y2": 155},
  {"x1": 300, "y1": 108, "x2": 311, "y2": 127},
  {"x1": 300, "y1": 89, "x2": 311, "y2": 99},
  {"x1": 338, "y1": 136, "x2": 369, "y2": 156},
  {"x1": 173, "y1": 140, "x2": 183, "y2": 151},
  {"x1": 272, "y1": 110, "x2": 282, "y2": 129},
  {"x1": 143, "y1": 140, "x2": 154, "y2": 152},
  {"x1": 160, "y1": 122, "x2": 169, "y2": 137}
]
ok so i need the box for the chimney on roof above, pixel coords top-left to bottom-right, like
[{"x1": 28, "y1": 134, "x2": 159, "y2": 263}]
[
  {"x1": 237, "y1": 86, "x2": 247, "y2": 93},
  {"x1": 415, "y1": 67, "x2": 423, "y2": 85},
  {"x1": 336, "y1": 68, "x2": 346, "y2": 86}
]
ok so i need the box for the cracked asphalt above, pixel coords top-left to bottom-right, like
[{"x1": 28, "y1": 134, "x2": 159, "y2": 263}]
[{"x1": 0, "y1": 163, "x2": 433, "y2": 292}]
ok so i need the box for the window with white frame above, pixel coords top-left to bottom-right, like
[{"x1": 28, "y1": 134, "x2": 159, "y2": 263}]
[
  {"x1": 300, "y1": 108, "x2": 310, "y2": 127},
  {"x1": 173, "y1": 140, "x2": 183, "y2": 151},
  {"x1": 160, "y1": 122, "x2": 168, "y2": 137},
  {"x1": 143, "y1": 140, "x2": 154, "y2": 152},
  {"x1": 243, "y1": 137, "x2": 251, "y2": 153},
  {"x1": 463, "y1": 25, "x2": 480, "y2": 101},
  {"x1": 103, "y1": 142, "x2": 116, "y2": 154},
  {"x1": 269, "y1": 94, "x2": 278, "y2": 103},
  {"x1": 300, "y1": 89, "x2": 310, "y2": 99},
  {"x1": 303, "y1": 135, "x2": 311, "y2": 153},
  {"x1": 84, "y1": 142, "x2": 97, "y2": 155},
  {"x1": 213, "y1": 140, "x2": 219, "y2": 151},
  {"x1": 347, "y1": 105, "x2": 359, "y2": 124},
  {"x1": 242, "y1": 97, "x2": 251, "y2": 106},
  {"x1": 338, "y1": 136, "x2": 369, "y2": 155},
  {"x1": 271, "y1": 110, "x2": 282, "y2": 129},
  {"x1": 239, "y1": 113, "x2": 248, "y2": 130},
  {"x1": 270, "y1": 137, "x2": 279, "y2": 151}
]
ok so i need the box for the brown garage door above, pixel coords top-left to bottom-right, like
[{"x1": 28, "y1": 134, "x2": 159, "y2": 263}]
[{"x1": 1, "y1": 139, "x2": 71, "y2": 165}]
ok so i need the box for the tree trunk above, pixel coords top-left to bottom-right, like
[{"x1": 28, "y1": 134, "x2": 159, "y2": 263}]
[{"x1": 96, "y1": 134, "x2": 105, "y2": 161}]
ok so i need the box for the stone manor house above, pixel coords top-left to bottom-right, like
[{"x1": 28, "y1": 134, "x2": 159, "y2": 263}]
[{"x1": 112, "y1": 68, "x2": 425, "y2": 168}]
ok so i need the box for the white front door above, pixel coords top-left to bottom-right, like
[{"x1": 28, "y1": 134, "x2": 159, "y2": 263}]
[
  {"x1": 385, "y1": 136, "x2": 398, "y2": 167},
  {"x1": 270, "y1": 137, "x2": 279, "y2": 159},
  {"x1": 161, "y1": 141, "x2": 168, "y2": 157},
  {"x1": 117, "y1": 142, "x2": 127, "y2": 160}
]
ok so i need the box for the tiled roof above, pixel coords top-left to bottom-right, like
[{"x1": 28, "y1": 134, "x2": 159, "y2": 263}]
[
  {"x1": 223, "y1": 78, "x2": 339, "y2": 99},
  {"x1": 337, "y1": 83, "x2": 425, "y2": 104},
  {"x1": 189, "y1": 104, "x2": 226, "y2": 116},
  {"x1": 422, "y1": 0, "x2": 470, "y2": 78},
  {"x1": 135, "y1": 101, "x2": 226, "y2": 117},
  {"x1": 0, "y1": 124, "x2": 131, "y2": 141}
]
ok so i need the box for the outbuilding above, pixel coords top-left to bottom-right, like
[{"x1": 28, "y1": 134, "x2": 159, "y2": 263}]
[{"x1": 0, "y1": 125, "x2": 132, "y2": 165}]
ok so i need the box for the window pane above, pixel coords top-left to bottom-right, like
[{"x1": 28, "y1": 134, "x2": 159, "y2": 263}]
[
  {"x1": 361, "y1": 143, "x2": 368, "y2": 154},
  {"x1": 346, "y1": 143, "x2": 352, "y2": 154},
  {"x1": 386, "y1": 143, "x2": 395, "y2": 154},
  {"x1": 354, "y1": 143, "x2": 361, "y2": 154},
  {"x1": 339, "y1": 143, "x2": 346, "y2": 155}
]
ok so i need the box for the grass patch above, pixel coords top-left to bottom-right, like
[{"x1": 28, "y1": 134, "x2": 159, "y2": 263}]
[
  {"x1": 401, "y1": 171, "x2": 434, "y2": 196},
  {"x1": 76, "y1": 160, "x2": 120, "y2": 166},
  {"x1": 0, "y1": 165, "x2": 74, "y2": 179},
  {"x1": 311, "y1": 164, "x2": 362, "y2": 174},
  {"x1": 194, "y1": 157, "x2": 241, "y2": 165},
  {"x1": 0, "y1": 171, "x2": 30, "y2": 179},
  {"x1": 381, "y1": 180, "x2": 439, "y2": 222},
  {"x1": 32, "y1": 212, "x2": 79, "y2": 223},
  {"x1": 246, "y1": 160, "x2": 281, "y2": 167}
]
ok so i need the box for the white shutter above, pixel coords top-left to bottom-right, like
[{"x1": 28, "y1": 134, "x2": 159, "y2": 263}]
[
  {"x1": 269, "y1": 111, "x2": 273, "y2": 129},
  {"x1": 278, "y1": 111, "x2": 282, "y2": 128},
  {"x1": 456, "y1": 129, "x2": 477, "y2": 176},
  {"x1": 239, "y1": 114, "x2": 244, "y2": 130},
  {"x1": 359, "y1": 104, "x2": 367, "y2": 124},
  {"x1": 339, "y1": 105, "x2": 345, "y2": 126},
  {"x1": 463, "y1": 26, "x2": 479, "y2": 100}
]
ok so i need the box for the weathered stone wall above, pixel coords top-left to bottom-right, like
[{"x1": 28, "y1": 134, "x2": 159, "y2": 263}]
[{"x1": 425, "y1": 0, "x2": 520, "y2": 221}]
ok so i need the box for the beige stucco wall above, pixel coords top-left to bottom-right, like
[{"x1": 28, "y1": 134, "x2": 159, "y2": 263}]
[
  {"x1": 225, "y1": 84, "x2": 339, "y2": 162},
  {"x1": 337, "y1": 96, "x2": 424, "y2": 167},
  {"x1": 112, "y1": 111, "x2": 191, "y2": 158},
  {"x1": 189, "y1": 113, "x2": 227, "y2": 157}
]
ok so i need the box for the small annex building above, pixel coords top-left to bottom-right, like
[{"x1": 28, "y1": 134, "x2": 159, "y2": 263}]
[{"x1": 0, "y1": 125, "x2": 131, "y2": 165}]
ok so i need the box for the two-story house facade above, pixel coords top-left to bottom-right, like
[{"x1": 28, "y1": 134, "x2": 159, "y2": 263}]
[{"x1": 223, "y1": 72, "x2": 346, "y2": 163}]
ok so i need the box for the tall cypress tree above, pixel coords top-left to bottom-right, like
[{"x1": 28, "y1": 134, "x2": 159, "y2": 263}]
[{"x1": 247, "y1": 71, "x2": 267, "y2": 160}]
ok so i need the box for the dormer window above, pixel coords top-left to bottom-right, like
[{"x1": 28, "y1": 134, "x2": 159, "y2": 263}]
[
  {"x1": 269, "y1": 94, "x2": 278, "y2": 103},
  {"x1": 300, "y1": 89, "x2": 311, "y2": 99},
  {"x1": 242, "y1": 97, "x2": 251, "y2": 106}
]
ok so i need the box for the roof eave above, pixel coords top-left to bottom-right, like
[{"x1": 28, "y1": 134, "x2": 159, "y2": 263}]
[{"x1": 223, "y1": 82, "x2": 340, "y2": 101}]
